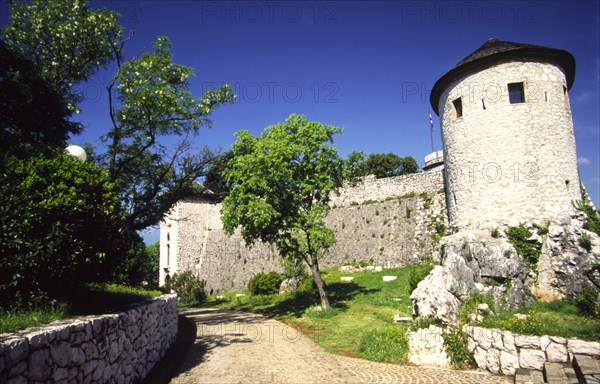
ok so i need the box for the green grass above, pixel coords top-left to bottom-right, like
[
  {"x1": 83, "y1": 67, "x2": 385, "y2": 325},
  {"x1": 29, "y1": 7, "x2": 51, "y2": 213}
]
[
  {"x1": 0, "y1": 284, "x2": 162, "y2": 334},
  {"x1": 205, "y1": 265, "x2": 427, "y2": 360},
  {"x1": 479, "y1": 300, "x2": 600, "y2": 341}
]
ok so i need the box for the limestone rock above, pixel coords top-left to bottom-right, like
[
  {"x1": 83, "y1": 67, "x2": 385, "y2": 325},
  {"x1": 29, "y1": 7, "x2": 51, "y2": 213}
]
[
  {"x1": 546, "y1": 341, "x2": 568, "y2": 363},
  {"x1": 279, "y1": 277, "x2": 303, "y2": 295},
  {"x1": 341, "y1": 276, "x2": 355, "y2": 282},
  {"x1": 519, "y1": 348, "x2": 546, "y2": 370},
  {"x1": 500, "y1": 350, "x2": 519, "y2": 375},
  {"x1": 568, "y1": 339, "x2": 600, "y2": 355},
  {"x1": 407, "y1": 326, "x2": 450, "y2": 368}
]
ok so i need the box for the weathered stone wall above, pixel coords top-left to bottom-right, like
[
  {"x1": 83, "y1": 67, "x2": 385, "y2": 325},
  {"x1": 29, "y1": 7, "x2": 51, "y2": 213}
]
[
  {"x1": 0, "y1": 294, "x2": 178, "y2": 383},
  {"x1": 159, "y1": 170, "x2": 447, "y2": 293},
  {"x1": 439, "y1": 61, "x2": 581, "y2": 230},
  {"x1": 329, "y1": 170, "x2": 444, "y2": 207},
  {"x1": 463, "y1": 325, "x2": 600, "y2": 376}
]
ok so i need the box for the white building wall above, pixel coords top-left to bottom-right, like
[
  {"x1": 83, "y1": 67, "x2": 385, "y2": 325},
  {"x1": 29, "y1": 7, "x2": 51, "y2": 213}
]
[{"x1": 438, "y1": 61, "x2": 580, "y2": 230}]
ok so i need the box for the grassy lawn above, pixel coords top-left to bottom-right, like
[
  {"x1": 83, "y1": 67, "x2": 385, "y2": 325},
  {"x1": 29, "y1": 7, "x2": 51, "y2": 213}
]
[
  {"x1": 0, "y1": 284, "x2": 163, "y2": 334},
  {"x1": 205, "y1": 264, "x2": 600, "y2": 363},
  {"x1": 205, "y1": 265, "x2": 427, "y2": 362}
]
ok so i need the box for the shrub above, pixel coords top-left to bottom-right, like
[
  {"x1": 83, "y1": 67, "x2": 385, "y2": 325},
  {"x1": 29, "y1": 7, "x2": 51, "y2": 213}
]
[
  {"x1": 247, "y1": 271, "x2": 283, "y2": 295},
  {"x1": 169, "y1": 271, "x2": 206, "y2": 305},
  {"x1": 409, "y1": 263, "x2": 435, "y2": 293},
  {"x1": 506, "y1": 224, "x2": 541, "y2": 269},
  {"x1": 442, "y1": 327, "x2": 476, "y2": 369},
  {"x1": 574, "y1": 187, "x2": 600, "y2": 236},
  {"x1": 571, "y1": 284, "x2": 600, "y2": 319},
  {"x1": 357, "y1": 326, "x2": 408, "y2": 363},
  {"x1": 491, "y1": 228, "x2": 500, "y2": 238},
  {"x1": 579, "y1": 232, "x2": 593, "y2": 252},
  {"x1": 0, "y1": 152, "x2": 126, "y2": 309}
]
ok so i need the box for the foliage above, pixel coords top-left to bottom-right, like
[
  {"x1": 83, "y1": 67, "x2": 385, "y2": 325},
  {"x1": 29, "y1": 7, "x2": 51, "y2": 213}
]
[
  {"x1": 571, "y1": 284, "x2": 600, "y2": 319},
  {"x1": 480, "y1": 299, "x2": 600, "y2": 341},
  {"x1": 168, "y1": 271, "x2": 207, "y2": 305},
  {"x1": 442, "y1": 328, "x2": 476, "y2": 369},
  {"x1": 280, "y1": 258, "x2": 309, "y2": 280},
  {"x1": 574, "y1": 187, "x2": 600, "y2": 236},
  {"x1": 408, "y1": 263, "x2": 435, "y2": 293},
  {"x1": 222, "y1": 114, "x2": 350, "y2": 309},
  {"x1": 579, "y1": 232, "x2": 593, "y2": 252},
  {"x1": 111, "y1": 238, "x2": 160, "y2": 289},
  {"x1": 0, "y1": 284, "x2": 161, "y2": 333},
  {"x1": 409, "y1": 316, "x2": 438, "y2": 331},
  {"x1": 247, "y1": 272, "x2": 283, "y2": 295},
  {"x1": 0, "y1": 152, "x2": 126, "y2": 309},
  {"x1": 357, "y1": 326, "x2": 409, "y2": 363},
  {"x1": 506, "y1": 224, "x2": 542, "y2": 269},
  {"x1": 0, "y1": 41, "x2": 80, "y2": 158},
  {"x1": 203, "y1": 151, "x2": 234, "y2": 199},
  {"x1": 491, "y1": 228, "x2": 501, "y2": 238},
  {"x1": 104, "y1": 36, "x2": 235, "y2": 231},
  {"x1": 458, "y1": 292, "x2": 496, "y2": 325},
  {"x1": 2, "y1": 0, "x2": 121, "y2": 104},
  {"x1": 360, "y1": 153, "x2": 419, "y2": 178}
]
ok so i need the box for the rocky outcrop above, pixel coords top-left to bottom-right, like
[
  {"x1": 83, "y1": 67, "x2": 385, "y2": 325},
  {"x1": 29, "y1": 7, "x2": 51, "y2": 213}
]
[
  {"x1": 0, "y1": 294, "x2": 178, "y2": 384},
  {"x1": 534, "y1": 210, "x2": 600, "y2": 301},
  {"x1": 411, "y1": 231, "x2": 528, "y2": 323},
  {"x1": 411, "y1": 209, "x2": 600, "y2": 324}
]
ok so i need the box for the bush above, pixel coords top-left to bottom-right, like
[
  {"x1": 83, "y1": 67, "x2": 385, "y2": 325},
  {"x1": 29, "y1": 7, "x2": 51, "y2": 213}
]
[
  {"x1": 506, "y1": 224, "x2": 541, "y2": 269},
  {"x1": 0, "y1": 152, "x2": 126, "y2": 309},
  {"x1": 442, "y1": 327, "x2": 476, "y2": 369},
  {"x1": 572, "y1": 284, "x2": 600, "y2": 319},
  {"x1": 357, "y1": 326, "x2": 408, "y2": 363},
  {"x1": 247, "y1": 271, "x2": 283, "y2": 295},
  {"x1": 409, "y1": 263, "x2": 434, "y2": 293},
  {"x1": 169, "y1": 271, "x2": 206, "y2": 305}
]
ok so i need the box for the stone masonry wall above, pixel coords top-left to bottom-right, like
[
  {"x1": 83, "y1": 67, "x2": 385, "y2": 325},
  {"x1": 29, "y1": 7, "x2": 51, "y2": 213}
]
[
  {"x1": 463, "y1": 325, "x2": 600, "y2": 376},
  {"x1": 329, "y1": 170, "x2": 444, "y2": 207},
  {"x1": 160, "y1": 169, "x2": 447, "y2": 293},
  {"x1": 0, "y1": 294, "x2": 178, "y2": 383},
  {"x1": 439, "y1": 61, "x2": 581, "y2": 230}
]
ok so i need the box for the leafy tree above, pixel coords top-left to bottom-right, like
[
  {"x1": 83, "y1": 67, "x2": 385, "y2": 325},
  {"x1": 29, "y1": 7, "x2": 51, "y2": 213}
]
[
  {"x1": 0, "y1": 152, "x2": 126, "y2": 308},
  {"x1": 104, "y1": 36, "x2": 235, "y2": 230},
  {"x1": 222, "y1": 114, "x2": 348, "y2": 309},
  {"x1": 0, "y1": 41, "x2": 80, "y2": 158},
  {"x1": 362, "y1": 153, "x2": 419, "y2": 178},
  {"x1": 203, "y1": 151, "x2": 234, "y2": 199},
  {"x1": 2, "y1": 0, "x2": 122, "y2": 107}
]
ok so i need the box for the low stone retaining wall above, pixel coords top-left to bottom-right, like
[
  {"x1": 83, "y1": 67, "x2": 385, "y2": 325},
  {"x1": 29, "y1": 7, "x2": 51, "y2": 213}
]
[
  {"x1": 464, "y1": 325, "x2": 600, "y2": 376},
  {"x1": 0, "y1": 294, "x2": 178, "y2": 383}
]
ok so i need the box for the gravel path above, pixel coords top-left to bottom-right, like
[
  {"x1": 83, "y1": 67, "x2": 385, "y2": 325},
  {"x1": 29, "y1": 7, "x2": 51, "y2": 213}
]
[{"x1": 169, "y1": 308, "x2": 512, "y2": 384}]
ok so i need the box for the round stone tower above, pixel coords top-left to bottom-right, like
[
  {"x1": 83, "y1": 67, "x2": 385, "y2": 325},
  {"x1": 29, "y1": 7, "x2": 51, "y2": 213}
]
[{"x1": 431, "y1": 39, "x2": 580, "y2": 230}]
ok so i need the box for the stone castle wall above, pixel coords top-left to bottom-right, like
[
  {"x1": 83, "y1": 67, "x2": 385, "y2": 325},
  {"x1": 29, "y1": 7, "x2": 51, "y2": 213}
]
[
  {"x1": 0, "y1": 294, "x2": 178, "y2": 383},
  {"x1": 439, "y1": 61, "x2": 581, "y2": 230},
  {"x1": 160, "y1": 169, "x2": 447, "y2": 293}
]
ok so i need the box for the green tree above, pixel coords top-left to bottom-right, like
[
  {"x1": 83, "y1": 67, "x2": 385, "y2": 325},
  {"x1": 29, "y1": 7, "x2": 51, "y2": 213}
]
[
  {"x1": 104, "y1": 36, "x2": 235, "y2": 230},
  {"x1": 362, "y1": 153, "x2": 419, "y2": 178},
  {"x1": 2, "y1": 0, "x2": 121, "y2": 104},
  {"x1": 0, "y1": 152, "x2": 126, "y2": 308},
  {"x1": 222, "y1": 114, "x2": 348, "y2": 309},
  {"x1": 0, "y1": 41, "x2": 81, "y2": 158},
  {"x1": 203, "y1": 150, "x2": 234, "y2": 199}
]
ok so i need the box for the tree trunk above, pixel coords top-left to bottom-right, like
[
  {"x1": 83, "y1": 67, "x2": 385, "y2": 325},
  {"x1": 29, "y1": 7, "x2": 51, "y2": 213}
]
[{"x1": 309, "y1": 259, "x2": 330, "y2": 309}]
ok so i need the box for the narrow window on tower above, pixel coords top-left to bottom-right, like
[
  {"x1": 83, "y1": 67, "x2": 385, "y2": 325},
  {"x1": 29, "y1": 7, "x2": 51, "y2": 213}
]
[
  {"x1": 452, "y1": 97, "x2": 463, "y2": 119},
  {"x1": 508, "y1": 82, "x2": 525, "y2": 104}
]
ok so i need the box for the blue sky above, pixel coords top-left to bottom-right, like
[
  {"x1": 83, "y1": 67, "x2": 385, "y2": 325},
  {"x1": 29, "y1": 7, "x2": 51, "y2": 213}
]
[{"x1": 3, "y1": 1, "x2": 598, "y2": 243}]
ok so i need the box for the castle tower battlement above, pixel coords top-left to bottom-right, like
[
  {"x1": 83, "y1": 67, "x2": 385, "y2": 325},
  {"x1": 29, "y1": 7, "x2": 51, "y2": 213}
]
[{"x1": 431, "y1": 38, "x2": 581, "y2": 230}]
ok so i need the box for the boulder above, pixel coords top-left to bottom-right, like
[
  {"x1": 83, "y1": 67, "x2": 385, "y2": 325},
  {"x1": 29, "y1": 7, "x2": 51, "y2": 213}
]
[{"x1": 279, "y1": 276, "x2": 303, "y2": 295}]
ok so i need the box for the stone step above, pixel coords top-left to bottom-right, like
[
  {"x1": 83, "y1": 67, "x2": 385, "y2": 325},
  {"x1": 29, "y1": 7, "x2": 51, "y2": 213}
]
[
  {"x1": 543, "y1": 362, "x2": 578, "y2": 384},
  {"x1": 515, "y1": 368, "x2": 544, "y2": 383},
  {"x1": 573, "y1": 354, "x2": 600, "y2": 383}
]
